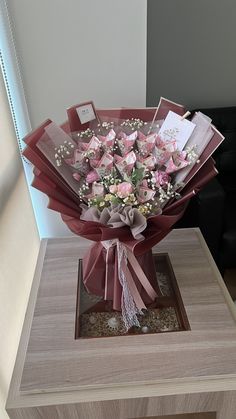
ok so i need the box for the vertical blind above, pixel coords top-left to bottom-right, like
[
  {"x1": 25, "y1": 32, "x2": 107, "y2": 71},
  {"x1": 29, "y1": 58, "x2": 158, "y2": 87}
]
[{"x1": 0, "y1": 68, "x2": 22, "y2": 207}]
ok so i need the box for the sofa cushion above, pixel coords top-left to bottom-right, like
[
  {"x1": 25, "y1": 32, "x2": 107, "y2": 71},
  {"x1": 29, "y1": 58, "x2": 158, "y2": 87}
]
[
  {"x1": 190, "y1": 106, "x2": 236, "y2": 269},
  {"x1": 215, "y1": 151, "x2": 236, "y2": 193},
  {"x1": 215, "y1": 151, "x2": 236, "y2": 172},
  {"x1": 220, "y1": 228, "x2": 236, "y2": 269},
  {"x1": 195, "y1": 107, "x2": 236, "y2": 133}
]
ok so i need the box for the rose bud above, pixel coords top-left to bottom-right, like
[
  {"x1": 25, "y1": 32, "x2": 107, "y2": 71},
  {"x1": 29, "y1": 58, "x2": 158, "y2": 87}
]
[
  {"x1": 154, "y1": 170, "x2": 170, "y2": 186},
  {"x1": 109, "y1": 184, "x2": 118, "y2": 194},
  {"x1": 117, "y1": 182, "x2": 133, "y2": 198},
  {"x1": 86, "y1": 170, "x2": 100, "y2": 183}
]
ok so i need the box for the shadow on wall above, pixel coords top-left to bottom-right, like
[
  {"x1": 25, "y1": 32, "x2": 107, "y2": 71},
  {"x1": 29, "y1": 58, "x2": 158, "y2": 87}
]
[{"x1": 0, "y1": 150, "x2": 22, "y2": 214}]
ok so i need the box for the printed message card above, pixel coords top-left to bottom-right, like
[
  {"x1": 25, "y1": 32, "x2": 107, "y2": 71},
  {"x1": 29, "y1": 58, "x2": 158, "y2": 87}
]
[{"x1": 158, "y1": 111, "x2": 196, "y2": 150}]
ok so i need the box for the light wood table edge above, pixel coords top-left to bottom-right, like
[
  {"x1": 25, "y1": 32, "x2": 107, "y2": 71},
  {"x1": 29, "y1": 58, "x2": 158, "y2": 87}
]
[
  {"x1": 194, "y1": 228, "x2": 236, "y2": 323},
  {"x1": 6, "y1": 231, "x2": 236, "y2": 411},
  {"x1": 6, "y1": 375, "x2": 236, "y2": 409},
  {"x1": 6, "y1": 239, "x2": 48, "y2": 408}
]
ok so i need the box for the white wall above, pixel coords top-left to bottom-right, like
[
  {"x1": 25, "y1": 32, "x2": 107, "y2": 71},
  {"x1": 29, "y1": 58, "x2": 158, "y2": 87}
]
[
  {"x1": 0, "y1": 72, "x2": 40, "y2": 419},
  {"x1": 7, "y1": 0, "x2": 147, "y2": 237}
]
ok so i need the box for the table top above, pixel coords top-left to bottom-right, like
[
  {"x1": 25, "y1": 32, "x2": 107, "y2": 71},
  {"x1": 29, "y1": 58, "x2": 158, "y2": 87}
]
[{"x1": 7, "y1": 228, "x2": 236, "y2": 410}]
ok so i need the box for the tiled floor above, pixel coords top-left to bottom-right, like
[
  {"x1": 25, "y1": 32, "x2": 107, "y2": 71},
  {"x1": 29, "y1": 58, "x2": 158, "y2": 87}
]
[{"x1": 224, "y1": 269, "x2": 236, "y2": 301}]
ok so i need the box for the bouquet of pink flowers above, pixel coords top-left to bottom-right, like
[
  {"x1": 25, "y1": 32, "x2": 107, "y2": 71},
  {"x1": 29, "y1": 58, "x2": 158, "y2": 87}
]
[{"x1": 23, "y1": 98, "x2": 224, "y2": 330}]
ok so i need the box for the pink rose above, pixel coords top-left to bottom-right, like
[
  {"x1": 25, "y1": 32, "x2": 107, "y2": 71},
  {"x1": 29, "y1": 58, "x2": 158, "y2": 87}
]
[
  {"x1": 86, "y1": 170, "x2": 100, "y2": 183},
  {"x1": 155, "y1": 170, "x2": 170, "y2": 186},
  {"x1": 117, "y1": 182, "x2": 133, "y2": 198},
  {"x1": 109, "y1": 184, "x2": 118, "y2": 194}
]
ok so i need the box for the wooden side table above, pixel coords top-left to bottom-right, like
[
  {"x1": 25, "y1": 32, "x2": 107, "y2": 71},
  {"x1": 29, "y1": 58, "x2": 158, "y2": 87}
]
[{"x1": 6, "y1": 229, "x2": 236, "y2": 419}]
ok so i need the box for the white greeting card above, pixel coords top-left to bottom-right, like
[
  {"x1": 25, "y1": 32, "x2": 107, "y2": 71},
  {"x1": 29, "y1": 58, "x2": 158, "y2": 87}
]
[
  {"x1": 158, "y1": 111, "x2": 196, "y2": 150},
  {"x1": 76, "y1": 103, "x2": 96, "y2": 124}
]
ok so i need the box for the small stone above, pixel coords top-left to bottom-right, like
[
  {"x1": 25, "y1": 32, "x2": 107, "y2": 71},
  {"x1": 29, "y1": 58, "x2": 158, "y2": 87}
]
[
  {"x1": 107, "y1": 317, "x2": 119, "y2": 330},
  {"x1": 89, "y1": 315, "x2": 96, "y2": 325},
  {"x1": 160, "y1": 326, "x2": 169, "y2": 332}
]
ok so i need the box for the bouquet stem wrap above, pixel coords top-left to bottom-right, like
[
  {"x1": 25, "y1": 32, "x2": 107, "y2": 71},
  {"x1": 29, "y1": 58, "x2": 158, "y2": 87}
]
[{"x1": 83, "y1": 240, "x2": 159, "y2": 330}]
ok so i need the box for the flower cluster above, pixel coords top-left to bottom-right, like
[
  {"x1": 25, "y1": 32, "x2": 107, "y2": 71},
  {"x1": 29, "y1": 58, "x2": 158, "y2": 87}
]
[{"x1": 62, "y1": 119, "x2": 198, "y2": 218}]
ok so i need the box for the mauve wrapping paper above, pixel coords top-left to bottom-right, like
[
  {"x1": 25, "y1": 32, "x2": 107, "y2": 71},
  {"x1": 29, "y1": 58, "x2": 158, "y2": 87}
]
[
  {"x1": 83, "y1": 245, "x2": 159, "y2": 311},
  {"x1": 31, "y1": 163, "x2": 212, "y2": 312},
  {"x1": 23, "y1": 99, "x2": 224, "y2": 313}
]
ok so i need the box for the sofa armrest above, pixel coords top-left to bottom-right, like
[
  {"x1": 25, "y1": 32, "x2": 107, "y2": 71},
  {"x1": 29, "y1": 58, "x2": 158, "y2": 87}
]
[
  {"x1": 197, "y1": 176, "x2": 225, "y2": 203},
  {"x1": 196, "y1": 177, "x2": 225, "y2": 260},
  {"x1": 176, "y1": 177, "x2": 225, "y2": 263}
]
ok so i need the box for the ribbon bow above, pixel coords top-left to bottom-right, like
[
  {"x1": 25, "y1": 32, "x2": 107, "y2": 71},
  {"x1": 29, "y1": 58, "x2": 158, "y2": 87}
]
[{"x1": 102, "y1": 239, "x2": 157, "y2": 330}]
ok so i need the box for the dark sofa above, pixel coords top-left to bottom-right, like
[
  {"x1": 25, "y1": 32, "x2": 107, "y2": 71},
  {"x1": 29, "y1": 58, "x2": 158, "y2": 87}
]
[{"x1": 176, "y1": 106, "x2": 236, "y2": 272}]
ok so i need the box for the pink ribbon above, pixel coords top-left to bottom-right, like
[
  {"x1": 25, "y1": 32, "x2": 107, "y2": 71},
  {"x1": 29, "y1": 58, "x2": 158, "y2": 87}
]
[
  {"x1": 103, "y1": 244, "x2": 116, "y2": 300},
  {"x1": 102, "y1": 239, "x2": 157, "y2": 330}
]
